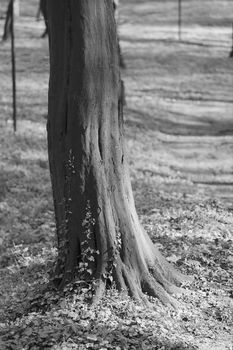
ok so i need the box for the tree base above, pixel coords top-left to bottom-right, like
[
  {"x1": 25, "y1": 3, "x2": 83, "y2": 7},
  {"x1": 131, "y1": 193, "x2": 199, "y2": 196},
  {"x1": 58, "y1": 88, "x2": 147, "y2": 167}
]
[{"x1": 91, "y1": 240, "x2": 193, "y2": 308}]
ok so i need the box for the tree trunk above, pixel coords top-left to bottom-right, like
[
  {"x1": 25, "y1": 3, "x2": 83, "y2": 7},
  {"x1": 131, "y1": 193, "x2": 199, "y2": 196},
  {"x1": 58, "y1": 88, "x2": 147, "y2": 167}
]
[{"x1": 47, "y1": 0, "x2": 190, "y2": 306}]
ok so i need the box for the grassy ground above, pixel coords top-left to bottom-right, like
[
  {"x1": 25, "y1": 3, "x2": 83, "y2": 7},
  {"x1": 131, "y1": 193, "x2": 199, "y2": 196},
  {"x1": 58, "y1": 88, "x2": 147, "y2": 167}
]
[{"x1": 0, "y1": 1, "x2": 233, "y2": 349}]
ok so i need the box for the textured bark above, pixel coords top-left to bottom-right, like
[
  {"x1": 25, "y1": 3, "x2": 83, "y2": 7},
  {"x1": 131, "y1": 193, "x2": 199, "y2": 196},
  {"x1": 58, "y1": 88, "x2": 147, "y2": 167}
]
[{"x1": 47, "y1": 0, "x2": 190, "y2": 305}]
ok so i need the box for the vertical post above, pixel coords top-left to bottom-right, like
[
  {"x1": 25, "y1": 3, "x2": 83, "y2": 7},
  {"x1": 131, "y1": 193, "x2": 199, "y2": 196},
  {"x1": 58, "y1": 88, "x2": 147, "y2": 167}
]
[
  {"x1": 10, "y1": 0, "x2": 17, "y2": 132},
  {"x1": 178, "y1": 0, "x2": 182, "y2": 41},
  {"x1": 230, "y1": 22, "x2": 233, "y2": 57}
]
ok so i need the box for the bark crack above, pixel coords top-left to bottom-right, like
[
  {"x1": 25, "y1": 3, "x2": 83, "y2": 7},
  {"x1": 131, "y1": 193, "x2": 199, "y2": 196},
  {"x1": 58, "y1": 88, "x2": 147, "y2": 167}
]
[{"x1": 98, "y1": 126, "x2": 103, "y2": 160}]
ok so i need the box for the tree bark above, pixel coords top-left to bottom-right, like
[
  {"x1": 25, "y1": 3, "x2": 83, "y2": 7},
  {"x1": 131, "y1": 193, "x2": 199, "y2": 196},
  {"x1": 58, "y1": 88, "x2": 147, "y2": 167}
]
[{"x1": 47, "y1": 0, "x2": 190, "y2": 306}]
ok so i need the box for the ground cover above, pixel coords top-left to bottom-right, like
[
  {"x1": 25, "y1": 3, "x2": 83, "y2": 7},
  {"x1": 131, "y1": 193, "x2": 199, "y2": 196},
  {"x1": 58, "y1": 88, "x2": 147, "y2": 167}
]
[{"x1": 0, "y1": 1, "x2": 233, "y2": 349}]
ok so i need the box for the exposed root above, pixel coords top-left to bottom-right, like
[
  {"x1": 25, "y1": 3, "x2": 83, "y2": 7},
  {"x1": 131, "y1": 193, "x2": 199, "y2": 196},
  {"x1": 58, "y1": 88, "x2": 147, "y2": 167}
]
[
  {"x1": 122, "y1": 266, "x2": 141, "y2": 302},
  {"x1": 141, "y1": 274, "x2": 180, "y2": 308},
  {"x1": 153, "y1": 246, "x2": 194, "y2": 286},
  {"x1": 121, "y1": 266, "x2": 150, "y2": 306},
  {"x1": 109, "y1": 233, "x2": 194, "y2": 308},
  {"x1": 113, "y1": 261, "x2": 127, "y2": 291}
]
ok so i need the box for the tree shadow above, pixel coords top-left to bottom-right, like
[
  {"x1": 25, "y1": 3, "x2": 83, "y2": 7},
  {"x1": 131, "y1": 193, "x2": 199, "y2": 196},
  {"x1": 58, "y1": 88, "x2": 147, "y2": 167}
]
[
  {"x1": 126, "y1": 107, "x2": 233, "y2": 136},
  {"x1": 122, "y1": 35, "x2": 230, "y2": 49}
]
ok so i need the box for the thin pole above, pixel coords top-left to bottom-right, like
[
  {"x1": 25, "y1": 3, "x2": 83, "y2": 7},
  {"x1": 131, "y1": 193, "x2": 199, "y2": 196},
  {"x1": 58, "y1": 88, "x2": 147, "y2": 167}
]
[
  {"x1": 178, "y1": 0, "x2": 182, "y2": 41},
  {"x1": 230, "y1": 22, "x2": 233, "y2": 57},
  {"x1": 10, "y1": 0, "x2": 17, "y2": 132}
]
